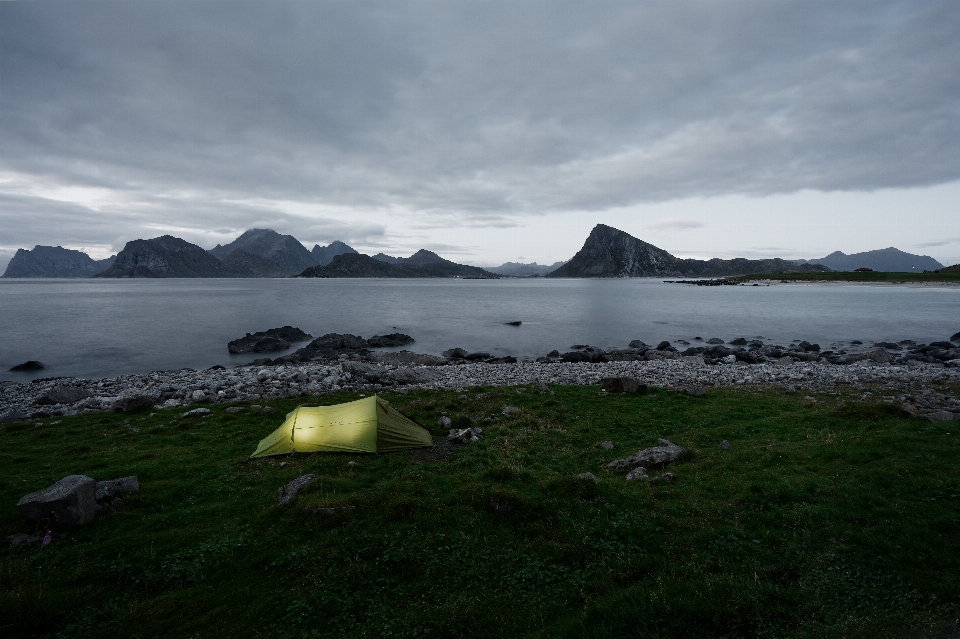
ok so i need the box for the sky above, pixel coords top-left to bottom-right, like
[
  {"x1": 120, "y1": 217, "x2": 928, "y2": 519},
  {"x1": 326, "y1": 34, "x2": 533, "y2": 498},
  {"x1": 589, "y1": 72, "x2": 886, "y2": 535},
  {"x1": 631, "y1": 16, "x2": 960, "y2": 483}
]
[{"x1": 1, "y1": 0, "x2": 959, "y2": 271}]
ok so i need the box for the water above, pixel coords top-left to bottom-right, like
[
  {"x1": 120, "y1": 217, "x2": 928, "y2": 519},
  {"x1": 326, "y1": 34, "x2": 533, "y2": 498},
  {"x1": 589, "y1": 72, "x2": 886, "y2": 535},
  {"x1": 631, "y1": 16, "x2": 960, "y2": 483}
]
[{"x1": 1, "y1": 278, "x2": 957, "y2": 381}]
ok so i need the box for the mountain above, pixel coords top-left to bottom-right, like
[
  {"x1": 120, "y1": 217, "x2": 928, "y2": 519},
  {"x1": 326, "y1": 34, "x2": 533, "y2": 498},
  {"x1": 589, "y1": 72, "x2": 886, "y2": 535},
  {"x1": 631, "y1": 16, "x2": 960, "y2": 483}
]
[
  {"x1": 311, "y1": 241, "x2": 357, "y2": 266},
  {"x1": 208, "y1": 229, "x2": 315, "y2": 276},
  {"x1": 96, "y1": 236, "x2": 236, "y2": 278},
  {"x1": 298, "y1": 253, "x2": 428, "y2": 278},
  {"x1": 548, "y1": 224, "x2": 831, "y2": 278},
  {"x1": 797, "y1": 248, "x2": 943, "y2": 272},
  {"x1": 1, "y1": 246, "x2": 115, "y2": 278},
  {"x1": 219, "y1": 249, "x2": 289, "y2": 278},
  {"x1": 486, "y1": 261, "x2": 568, "y2": 277},
  {"x1": 299, "y1": 251, "x2": 501, "y2": 278},
  {"x1": 372, "y1": 253, "x2": 401, "y2": 264}
]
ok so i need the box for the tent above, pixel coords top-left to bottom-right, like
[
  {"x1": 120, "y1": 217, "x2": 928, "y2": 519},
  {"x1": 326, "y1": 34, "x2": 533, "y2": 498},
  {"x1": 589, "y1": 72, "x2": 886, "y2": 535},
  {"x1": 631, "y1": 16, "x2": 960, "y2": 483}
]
[{"x1": 250, "y1": 395, "x2": 433, "y2": 457}]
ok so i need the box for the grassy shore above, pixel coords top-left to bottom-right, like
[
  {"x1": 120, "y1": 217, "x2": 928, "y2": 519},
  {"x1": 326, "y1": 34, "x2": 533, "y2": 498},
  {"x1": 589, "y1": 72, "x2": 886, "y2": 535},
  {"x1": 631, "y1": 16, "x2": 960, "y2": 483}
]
[
  {"x1": 738, "y1": 267, "x2": 960, "y2": 284},
  {"x1": 2, "y1": 384, "x2": 959, "y2": 638}
]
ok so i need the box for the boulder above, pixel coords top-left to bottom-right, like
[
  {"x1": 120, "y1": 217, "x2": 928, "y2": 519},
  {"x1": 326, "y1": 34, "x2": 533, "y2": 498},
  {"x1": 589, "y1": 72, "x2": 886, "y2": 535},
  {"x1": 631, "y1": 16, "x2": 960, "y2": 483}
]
[
  {"x1": 113, "y1": 394, "x2": 155, "y2": 412},
  {"x1": 227, "y1": 326, "x2": 313, "y2": 354},
  {"x1": 628, "y1": 340, "x2": 649, "y2": 349},
  {"x1": 719, "y1": 440, "x2": 733, "y2": 451},
  {"x1": 650, "y1": 472, "x2": 676, "y2": 483},
  {"x1": 10, "y1": 360, "x2": 45, "y2": 372},
  {"x1": 367, "y1": 333, "x2": 415, "y2": 347},
  {"x1": 837, "y1": 347, "x2": 892, "y2": 365},
  {"x1": 682, "y1": 386, "x2": 706, "y2": 397},
  {"x1": 625, "y1": 467, "x2": 649, "y2": 481},
  {"x1": 707, "y1": 338, "x2": 724, "y2": 344},
  {"x1": 505, "y1": 321, "x2": 522, "y2": 326},
  {"x1": 224, "y1": 406, "x2": 244, "y2": 413},
  {"x1": 951, "y1": 332, "x2": 960, "y2": 343},
  {"x1": 645, "y1": 350, "x2": 679, "y2": 361},
  {"x1": 923, "y1": 411, "x2": 957, "y2": 423},
  {"x1": 502, "y1": 406, "x2": 520, "y2": 415},
  {"x1": 342, "y1": 360, "x2": 381, "y2": 381},
  {"x1": 465, "y1": 352, "x2": 492, "y2": 360},
  {"x1": 95, "y1": 476, "x2": 140, "y2": 502},
  {"x1": 599, "y1": 440, "x2": 614, "y2": 449},
  {"x1": 438, "y1": 416, "x2": 452, "y2": 429},
  {"x1": 442, "y1": 348, "x2": 469, "y2": 359},
  {"x1": 448, "y1": 427, "x2": 483, "y2": 443},
  {"x1": 0, "y1": 408, "x2": 28, "y2": 424},
  {"x1": 17, "y1": 475, "x2": 97, "y2": 525},
  {"x1": 608, "y1": 439, "x2": 687, "y2": 474},
  {"x1": 576, "y1": 472, "x2": 599, "y2": 482},
  {"x1": 33, "y1": 385, "x2": 92, "y2": 406},
  {"x1": 599, "y1": 377, "x2": 644, "y2": 393},
  {"x1": 385, "y1": 367, "x2": 438, "y2": 385},
  {"x1": 655, "y1": 341, "x2": 671, "y2": 350},
  {"x1": 729, "y1": 338, "x2": 748, "y2": 345},
  {"x1": 278, "y1": 474, "x2": 316, "y2": 506}
]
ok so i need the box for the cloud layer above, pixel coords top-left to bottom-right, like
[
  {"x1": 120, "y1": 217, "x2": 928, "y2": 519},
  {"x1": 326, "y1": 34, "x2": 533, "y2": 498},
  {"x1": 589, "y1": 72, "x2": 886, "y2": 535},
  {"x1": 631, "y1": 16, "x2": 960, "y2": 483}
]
[{"x1": 1, "y1": 0, "x2": 959, "y2": 264}]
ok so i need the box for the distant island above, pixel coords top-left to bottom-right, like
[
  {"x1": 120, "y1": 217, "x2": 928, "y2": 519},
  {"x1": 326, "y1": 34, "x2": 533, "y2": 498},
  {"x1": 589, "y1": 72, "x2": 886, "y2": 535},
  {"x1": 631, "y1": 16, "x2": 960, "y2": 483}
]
[{"x1": 1, "y1": 224, "x2": 947, "y2": 279}]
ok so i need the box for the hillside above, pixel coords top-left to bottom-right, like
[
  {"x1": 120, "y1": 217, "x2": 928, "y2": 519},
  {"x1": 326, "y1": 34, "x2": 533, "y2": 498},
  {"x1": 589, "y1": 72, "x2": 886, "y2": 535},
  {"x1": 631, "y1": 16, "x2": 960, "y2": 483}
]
[
  {"x1": 799, "y1": 248, "x2": 943, "y2": 272},
  {"x1": 96, "y1": 236, "x2": 236, "y2": 278},
  {"x1": 549, "y1": 225, "x2": 830, "y2": 278},
  {"x1": 298, "y1": 253, "x2": 428, "y2": 278},
  {"x1": 1, "y1": 246, "x2": 115, "y2": 278},
  {"x1": 311, "y1": 241, "x2": 358, "y2": 266},
  {"x1": 209, "y1": 229, "x2": 316, "y2": 276},
  {"x1": 487, "y1": 261, "x2": 568, "y2": 277}
]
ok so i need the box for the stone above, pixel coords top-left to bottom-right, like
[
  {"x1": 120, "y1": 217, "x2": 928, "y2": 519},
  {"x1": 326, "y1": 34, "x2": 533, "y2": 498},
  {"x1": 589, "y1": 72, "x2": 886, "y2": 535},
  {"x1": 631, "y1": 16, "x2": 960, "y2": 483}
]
[
  {"x1": 730, "y1": 338, "x2": 748, "y2": 345},
  {"x1": 645, "y1": 350, "x2": 679, "y2": 361},
  {"x1": 502, "y1": 406, "x2": 520, "y2": 415},
  {"x1": 442, "y1": 348, "x2": 469, "y2": 359},
  {"x1": 33, "y1": 385, "x2": 92, "y2": 406},
  {"x1": 776, "y1": 356, "x2": 794, "y2": 366},
  {"x1": 448, "y1": 427, "x2": 483, "y2": 443},
  {"x1": 113, "y1": 394, "x2": 155, "y2": 412},
  {"x1": 599, "y1": 440, "x2": 614, "y2": 449},
  {"x1": 803, "y1": 396, "x2": 817, "y2": 403},
  {"x1": 0, "y1": 408, "x2": 28, "y2": 424},
  {"x1": 278, "y1": 474, "x2": 316, "y2": 506},
  {"x1": 438, "y1": 416, "x2": 452, "y2": 429},
  {"x1": 224, "y1": 406, "x2": 244, "y2": 413},
  {"x1": 576, "y1": 472, "x2": 599, "y2": 482},
  {"x1": 707, "y1": 338, "x2": 724, "y2": 344},
  {"x1": 682, "y1": 386, "x2": 706, "y2": 397},
  {"x1": 262, "y1": 406, "x2": 278, "y2": 414},
  {"x1": 7, "y1": 533, "x2": 39, "y2": 548},
  {"x1": 923, "y1": 411, "x2": 957, "y2": 423},
  {"x1": 655, "y1": 341, "x2": 671, "y2": 350},
  {"x1": 650, "y1": 472, "x2": 676, "y2": 483},
  {"x1": 367, "y1": 333, "x2": 415, "y2": 347},
  {"x1": 721, "y1": 354, "x2": 737, "y2": 364},
  {"x1": 534, "y1": 381, "x2": 552, "y2": 394},
  {"x1": 719, "y1": 440, "x2": 733, "y2": 451},
  {"x1": 628, "y1": 340, "x2": 649, "y2": 349},
  {"x1": 608, "y1": 439, "x2": 687, "y2": 474},
  {"x1": 95, "y1": 476, "x2": 140, "y2": 502},
  {"x1": 256, "y1": 369, "x2": 276, "y2": 382},
  {"x1": 599, "y1": 377, "x2": 644, "y2": 393},
  {"x1": 180, "y1": 407, "x2": 212, "y2": 418},
  {"x1": 227, "y1": 326, "x2": 313, "y2": 354},
  {"x1": 838, "y1": 347, "x2": 893, "y2": 365},
  {"x1": 303, "y1": 506, "x2": 356, "y2": 515},
  {"x1": 465, "y1": 352, "x2": 492, "y2": 360},
  {"x1": 10, "y1": 360, "x2": 45, "y2": 372},
  {"x1": 625, "y1": 467, "x2": 649, "y2": 481},
  {"x1": 17, "y1": 475, "x2": 97, "y2": 525},
  {"x1": 505, "y1": 321, "x2": 522, "y2": 326},
  {"x1": 951, "y1": 332, "x2": 960, "y2": 343}
]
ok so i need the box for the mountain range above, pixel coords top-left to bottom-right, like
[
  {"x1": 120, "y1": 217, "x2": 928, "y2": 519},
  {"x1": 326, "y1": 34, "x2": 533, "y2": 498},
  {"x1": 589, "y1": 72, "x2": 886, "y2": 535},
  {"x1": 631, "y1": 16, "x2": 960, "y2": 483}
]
[{"x1": 0, "y1": 225, "x2": 946, "y2": 279}]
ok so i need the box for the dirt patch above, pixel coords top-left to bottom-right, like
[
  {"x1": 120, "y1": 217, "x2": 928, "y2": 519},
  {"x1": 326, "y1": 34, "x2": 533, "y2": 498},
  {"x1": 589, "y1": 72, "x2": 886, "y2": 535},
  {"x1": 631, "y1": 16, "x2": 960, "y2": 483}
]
[{"x1": 412, "y1": 437, "x2": 464, "y2": 463}]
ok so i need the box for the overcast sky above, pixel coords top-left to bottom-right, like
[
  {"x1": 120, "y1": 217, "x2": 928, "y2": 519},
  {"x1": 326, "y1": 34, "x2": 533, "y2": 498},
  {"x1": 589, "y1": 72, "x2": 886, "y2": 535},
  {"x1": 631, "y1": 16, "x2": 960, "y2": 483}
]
[{"x1": 2, "y1": 0, "x2": 959, "y2": 270}]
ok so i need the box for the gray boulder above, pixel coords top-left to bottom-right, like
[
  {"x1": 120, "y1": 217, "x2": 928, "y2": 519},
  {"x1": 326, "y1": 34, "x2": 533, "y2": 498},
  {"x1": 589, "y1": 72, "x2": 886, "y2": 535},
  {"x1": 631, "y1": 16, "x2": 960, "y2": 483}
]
[
  {"x1": 951, "y1": 332, "x2": 960, "y2": 343},
  {"x1": 682, "y1": 386, "x2": 706, "y2": 397},
  {"x1": 576, "y1": 472, "x2": 599, "y2": 482},
  {"x1": 17, "y1": 475, "x2": 97, "y2": 525},
  {"x1": 113, "y1": 394, "x2": 155, "y2": 412},
  {"x1": 95, "y1": 476, "x2": 140, "y2": 502},
  {"x1": 625, "y1": 467, "x2": 649, "y2": 481},
  {"x1": 33, "y1": 385, "x2": 92, "y2": 406},
  {"x1": 342, "y1": 360, "x2": 382, "y2": 381},
  {"x1": 438, "y1": 416, "x2": 452, "y2": 429},
  {"x1": 442, "y1": 348, "x2": 469, "y2": 359},
  {"x1": 448, "y1": 427, "x2": 483, "y2": 444},
  {"x1": 719, "y1": 440, "x2": 733, "y2": 451},
  {"x1": 836, "y1": 347, "x2": 893, "y2": 365},
  {"x1": 599, "y1": 440, "x2": 614, "y2": 449},
  {"x1": 278, "y1": 474, "x2": 316, "y2": 506},
  {"x1": 608, "y1": 439, "x2": 687, "y2": 474}
]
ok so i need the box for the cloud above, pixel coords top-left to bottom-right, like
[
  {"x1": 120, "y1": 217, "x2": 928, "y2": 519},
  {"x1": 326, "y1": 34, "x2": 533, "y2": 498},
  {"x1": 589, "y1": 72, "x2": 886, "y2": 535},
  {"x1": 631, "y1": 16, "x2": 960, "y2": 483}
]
[
  {"x1": 645, "y1": 218, "x2": 705, "y2": 231},
  {"x1": 913, "y1": 237, "x2": 960, "y2": 248}
]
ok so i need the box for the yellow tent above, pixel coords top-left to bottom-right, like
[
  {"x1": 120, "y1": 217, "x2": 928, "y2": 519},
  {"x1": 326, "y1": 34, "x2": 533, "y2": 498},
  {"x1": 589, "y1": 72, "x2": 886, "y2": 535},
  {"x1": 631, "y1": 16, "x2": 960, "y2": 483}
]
[{"x1": 250, "y1": 395, "x2": 433, "y2": 457}]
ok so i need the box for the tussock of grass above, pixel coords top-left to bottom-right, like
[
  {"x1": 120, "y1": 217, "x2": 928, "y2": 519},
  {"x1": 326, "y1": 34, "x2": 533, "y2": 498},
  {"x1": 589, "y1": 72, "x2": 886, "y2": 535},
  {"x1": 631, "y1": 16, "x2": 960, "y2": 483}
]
[{"x1": 1, "y1": 385, "x2": 958, "y2": 638}]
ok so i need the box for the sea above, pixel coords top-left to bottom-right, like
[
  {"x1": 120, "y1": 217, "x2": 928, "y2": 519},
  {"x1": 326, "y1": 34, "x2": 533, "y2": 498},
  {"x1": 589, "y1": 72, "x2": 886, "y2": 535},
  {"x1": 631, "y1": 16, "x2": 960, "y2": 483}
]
[{"x1": 1, "y1": 278, "x2": 958, "y2": 382}]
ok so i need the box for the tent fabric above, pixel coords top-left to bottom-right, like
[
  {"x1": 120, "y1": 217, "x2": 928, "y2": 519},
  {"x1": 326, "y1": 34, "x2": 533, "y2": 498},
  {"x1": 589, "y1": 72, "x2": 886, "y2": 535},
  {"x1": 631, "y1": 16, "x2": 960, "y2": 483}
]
[{"x1": 250, "y1": 395, "x2": 432, "y2": 457}]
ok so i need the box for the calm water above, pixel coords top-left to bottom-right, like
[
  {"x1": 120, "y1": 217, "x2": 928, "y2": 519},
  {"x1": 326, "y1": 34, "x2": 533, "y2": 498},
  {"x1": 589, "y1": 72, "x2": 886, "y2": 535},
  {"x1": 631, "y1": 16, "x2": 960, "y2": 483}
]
[{"x1": 1, "y1": 278, "x2": 958, "y2": 381}]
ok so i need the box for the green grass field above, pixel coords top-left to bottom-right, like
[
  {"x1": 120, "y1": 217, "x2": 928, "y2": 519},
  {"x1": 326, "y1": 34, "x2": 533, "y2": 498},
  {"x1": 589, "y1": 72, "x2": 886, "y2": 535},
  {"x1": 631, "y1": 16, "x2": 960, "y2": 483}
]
[
  {"x1": 739, "y1": 269, "x2": 960, "y2": 283},
  {"x1": 2, "y1": 384, "x2": 959, "y2": 638}
]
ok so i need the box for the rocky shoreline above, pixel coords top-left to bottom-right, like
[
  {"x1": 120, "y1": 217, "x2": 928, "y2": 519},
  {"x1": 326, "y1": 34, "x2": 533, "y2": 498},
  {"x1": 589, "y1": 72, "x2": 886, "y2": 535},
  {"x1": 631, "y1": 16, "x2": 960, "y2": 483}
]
[{"x1": 2, "y1": 344, "x2": 960, "y2": 424}]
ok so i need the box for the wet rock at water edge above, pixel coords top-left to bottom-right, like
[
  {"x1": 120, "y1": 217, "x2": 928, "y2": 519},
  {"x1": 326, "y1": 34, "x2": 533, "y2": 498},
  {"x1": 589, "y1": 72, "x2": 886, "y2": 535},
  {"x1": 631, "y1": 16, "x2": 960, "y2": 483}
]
[
  {"x1": 10, "y1": 361, "x2": 45, "y2": 372},
  {"x1": 228, "y1": 326, "x2": 313, "y2": 354},
  {"x1": 442, "y1": 348, "x2": 469, "y2": 359},
  {"x1": 505, "y1": 321, "x2": 522, "y2": 326},
  {"x1": 366, "y1": 333, "x2": 415, "y2": 347},
  {"x1": 33, "y1": 384, "x2": 92, "y2": 406},
  {"x1": 707, "y1": 338, "x2": 724, "y2": 344},
  {"x1": 729, "y1": 338, "x2": 748, "y2": 346},
  {"x1": 17, "y1": 475, "x2": 97, "y2": 525}
]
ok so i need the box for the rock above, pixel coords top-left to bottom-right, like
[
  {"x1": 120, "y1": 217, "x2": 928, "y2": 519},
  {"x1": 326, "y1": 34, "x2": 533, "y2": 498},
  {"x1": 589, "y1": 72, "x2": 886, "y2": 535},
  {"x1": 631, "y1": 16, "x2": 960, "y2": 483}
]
[
  {"x1": 227, "y1": 326, "x2": 313, "y2": 354},
  {"x1": 10, "y1": 360, "x2": 45, "y2": 372},
  {"x1": 721, "y1": 354, "x2": 737, "y2": 364},
  {"x1": 608, "y1": 439, "x2": 687, "y2": 474},
  {"x1": 33, "y1": 385, "x2": 92, "y2": 406},
  {"x1": 650, "y1": 472, "x2": 676, "y2": 483},
  {"x1": 837, "y1": 347, "x2": 893, "y2": 365},
  {"x1": 438, "y1": 416, "x2": 452, "y2": 429},
  {"x1": 655, "y1": 341, "x2": 671, "y2": 350},
  {"x1": 502, "y1": 406, "x2": 520, "y2": 416},
  {"x1": 576, "y1": 472, "x2": 599, "y2": 482},
  {"x1": 256, "y1": 369, "x2": 276, "y2": 382},
  {"x1": 448, "y1": 427, "x2": 483, "y2": 443},
  {"x1": 342, "y1": 360, "x2": 382, "y2": 381},
  {"x1": 113, "y1": 394, "x2": 155, "y2": 412},
  {"x1": 923, "y1": 411, "x2": 956, "y2": 423},
  {"x1": 17, "y1": 475, "x2": 97, "y2": 525},
  {"x1": 547, "y1": 350, "x2": 560, "y2": 357},
  {"x1": 599, "y1": 440, "x2": 614, "y2": 449},
  {"x1": 719, "y1": 440, "x2": 733, "y2": 451},
  {"x1": 533, "y1": 381, "x2": 553, "y2": 394},
  {"x1": 707, "y1": 338, "x2": 724, "y2": 344},
  {"x1": 180, "y1": 407, "x2": 212, "y2": 418},
  {"x1": 797, "y1": 341, "x2": 821, "y2": 352},
  {"x1": 95, "y1": 476, "x2": 140, "y2": 502},
  {"x1": 7, "y1": 533, "x2": 39, "y2": 548},
  {"x1": 729, "y1": 338, "x2": 748, "y2": 345},
  {"x1": 278, "y1": 474, "x2": 316, "y2": 506},
  {"x1": 776, "y1": 356, "x2": 794, "y2": 366},
  {"x1": 443, "y1": 348, "x2": 469, "y2": 359},
  {"x1": 803, "y1": 396, "x2": 817, "y2": 403},
  {"x1": 385, "y1": 367, "x2": 439, "y2": 385},
  {"x1": 562, "y1": 348, "x2": 609, "y2": 363},
  {"x1": 505, "y1": 321, "x2": 522, "y2": 326},
  {"x1": 951, "y1": 332, "x2": 960, "y2": 343},
  {"x1": 645, "y1": 350, "x2": 679, "y2": 361},
  {"x1": 367, "y1": 333, "x2": 415, "y2": 347},
  {"x1": 0, "y1": 408, "x2": 28, "y2": 424},
  {"x1": 599, "y1": 377, "x2": 644, "y2": 393},
  {"x1": 628, "y1": 340, "x2": 649, "y2": 349},
  {"x1": 303, "y1": 506, "x2": 356, "y2": 515},
  {"x1": 682, "y1": 386, "x2": 706, "y2": 397},
  {"x1": 224, "y1": 406, "x2": 244, "y2": 413},
  {"x1": 625, "y1": 467, "x2": 649, "y2": 481},
  {"x1": 465, "y1": 352, "x2": 492, "y2": 360},
  {"x1": 262, "y1": 406, "x2": 278, "y2": 414}
]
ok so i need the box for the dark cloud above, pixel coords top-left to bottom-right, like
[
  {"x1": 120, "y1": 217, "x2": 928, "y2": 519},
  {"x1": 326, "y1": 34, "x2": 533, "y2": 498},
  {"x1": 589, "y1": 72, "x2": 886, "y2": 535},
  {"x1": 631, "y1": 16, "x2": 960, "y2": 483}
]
[{"x1": 0, "y1": 0, "x2": 958, "y2": 258}]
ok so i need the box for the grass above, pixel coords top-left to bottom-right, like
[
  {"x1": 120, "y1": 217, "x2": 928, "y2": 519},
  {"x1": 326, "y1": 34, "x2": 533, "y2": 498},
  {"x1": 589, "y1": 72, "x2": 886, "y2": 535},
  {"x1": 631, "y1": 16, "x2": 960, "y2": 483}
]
[
  {"x1": 738, "y1": 270, "x2": 960, "y2": 283},
  {"x1": 1, "y1": 383, "x2": 959, "y2": 638}
]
